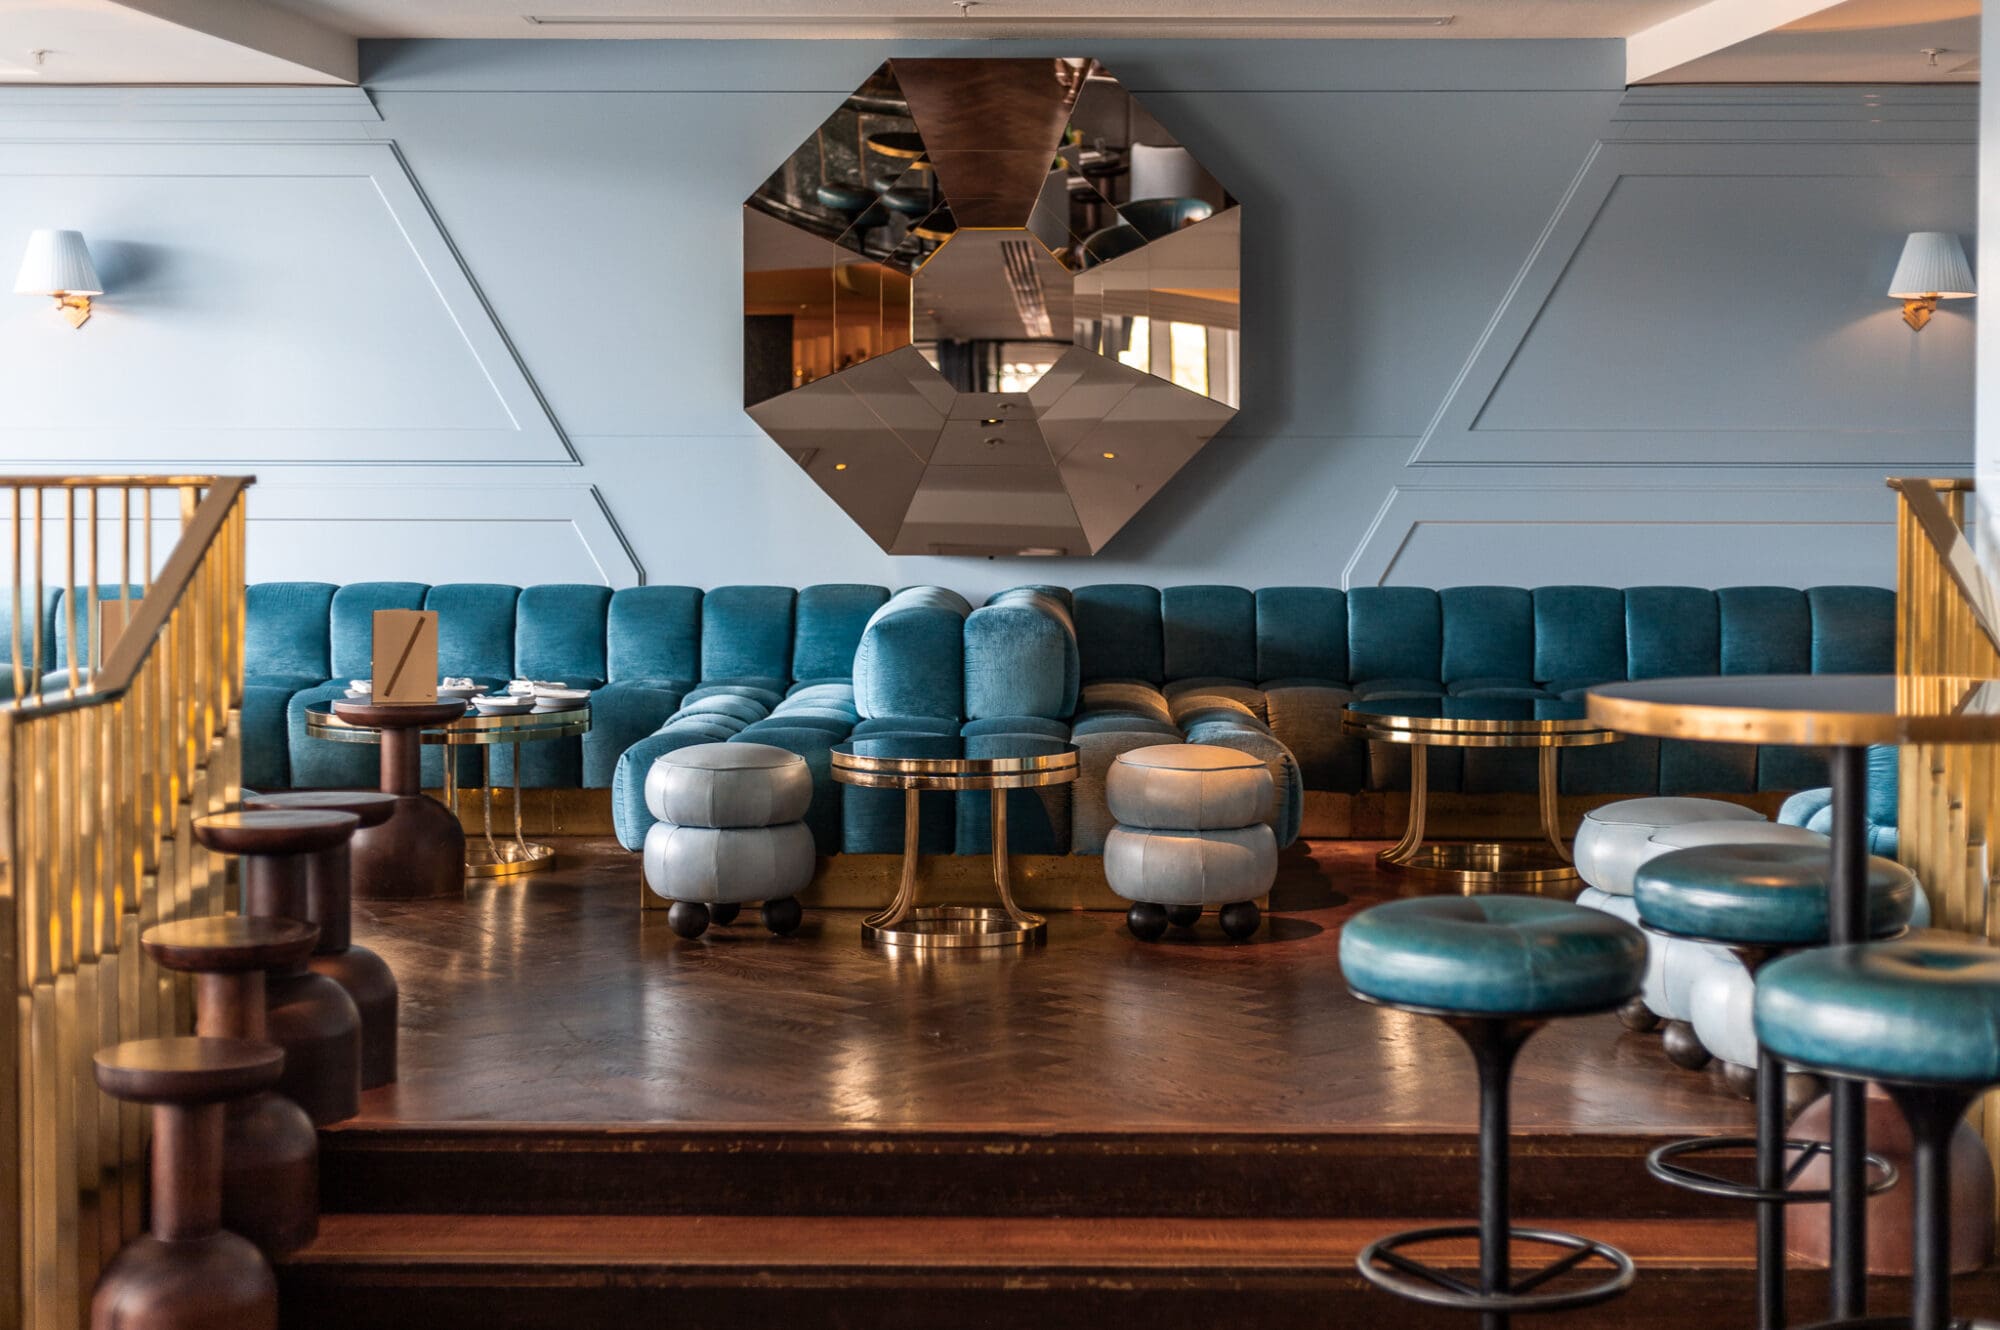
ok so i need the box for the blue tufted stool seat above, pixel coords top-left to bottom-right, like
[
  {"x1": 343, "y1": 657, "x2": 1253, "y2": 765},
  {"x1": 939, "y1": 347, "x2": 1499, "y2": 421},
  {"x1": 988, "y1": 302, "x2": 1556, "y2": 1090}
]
[
  {"x1": 1634, "y1": 844, "x2": 1917, "y2": 948},
  {"x1": 1341, "y1": 895, "x2": 1643, "y2": 1320},
  {"x1": 1633, "y1": 844, "x2": 1916, "y2": 1328},
  {"x1": 1755, "y1": 937, "x2": 2000, "y2": 1330},
  {"x1": 1340, "y1": 896, "x2": 1645, "y2": 1017},
  {"x1": 641, "y1": 743, "x2": 815, "y2": 939}
]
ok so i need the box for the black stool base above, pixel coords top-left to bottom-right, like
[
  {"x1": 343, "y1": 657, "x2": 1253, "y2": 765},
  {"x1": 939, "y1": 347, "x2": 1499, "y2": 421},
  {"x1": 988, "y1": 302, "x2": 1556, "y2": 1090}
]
[
  {"x1": 1356, "y1": 1223, "x2": 1635, "y2": 1316},
  {"x1": 1647, "y1": 1134, "x2": 1899, "y2": 1204}
]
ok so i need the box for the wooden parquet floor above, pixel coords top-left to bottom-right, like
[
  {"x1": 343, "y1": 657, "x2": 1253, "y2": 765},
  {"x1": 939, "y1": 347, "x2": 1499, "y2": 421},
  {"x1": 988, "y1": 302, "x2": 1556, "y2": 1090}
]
[{"x1": 347, "y1": 838, "x2": 1750, "y2": 1135}]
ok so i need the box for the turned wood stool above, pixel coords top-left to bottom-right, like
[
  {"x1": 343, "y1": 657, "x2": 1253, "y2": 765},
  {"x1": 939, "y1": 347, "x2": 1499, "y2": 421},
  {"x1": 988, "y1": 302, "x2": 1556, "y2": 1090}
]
[
  {"x1": 142, "y1": 916, "x2": 320, "y2": 1257},
  {"x1": 331, "y1": 699, "x2": 469, "y2": 899},
  {"x1": 242, "y1": 789, "x2": 401, "y2": 1087},
  {"x1": 192, "y1": 810, "x2": 362, "y2": 1126},
  {"x1": 91, "y1": 1036, "x2": 285, "y2": 1330}
]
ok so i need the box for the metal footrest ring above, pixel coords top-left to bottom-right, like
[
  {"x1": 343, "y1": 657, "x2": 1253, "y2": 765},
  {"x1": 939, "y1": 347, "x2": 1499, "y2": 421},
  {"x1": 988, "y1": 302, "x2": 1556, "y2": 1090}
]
[
  {"x1": 1355, "y1": 1223, "x2": 1635, "y2": 1315},
  {"x1": 1646, "y1": 1134, "x2": 1899, "y2": 1204}
]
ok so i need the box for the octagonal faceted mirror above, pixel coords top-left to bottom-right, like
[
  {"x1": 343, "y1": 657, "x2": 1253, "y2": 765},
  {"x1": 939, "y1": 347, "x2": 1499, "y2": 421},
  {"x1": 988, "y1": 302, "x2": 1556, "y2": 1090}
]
[{"x1": 745, "y1": 57, "x2": 1240, "y2": 556}]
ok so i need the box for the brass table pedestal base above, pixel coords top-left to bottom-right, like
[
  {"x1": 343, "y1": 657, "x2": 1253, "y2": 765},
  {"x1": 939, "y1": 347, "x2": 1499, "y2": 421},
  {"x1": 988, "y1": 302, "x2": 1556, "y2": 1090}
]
[
  {"x1": 464, "y1": 838, "x2": 557, "y2": 879},
  {"x1": 862, "y1": 903, "x2": 1046, "y2": 950},
  {"x1": 1378, "y1": 840, "x2": 1579, "y2": 890}
]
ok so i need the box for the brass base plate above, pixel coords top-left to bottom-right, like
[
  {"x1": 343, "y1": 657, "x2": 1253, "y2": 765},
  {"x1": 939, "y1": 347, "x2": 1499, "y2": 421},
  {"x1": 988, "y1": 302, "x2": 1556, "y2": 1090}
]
[
  {"x1": 1379, "y1": 841, "x2": 1578, "y2": 889},
  {"x1": 464, "y1": 840, "x2": 557, "y2": 879},
  {"x1": 861, "y1": 905, "x2": 1047, "y2": 950}
]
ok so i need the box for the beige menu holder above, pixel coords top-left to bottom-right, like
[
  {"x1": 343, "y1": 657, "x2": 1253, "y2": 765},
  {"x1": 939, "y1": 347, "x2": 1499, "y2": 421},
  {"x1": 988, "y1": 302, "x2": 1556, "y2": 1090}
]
[
  {"x1": 371, "y1": 610, "x2": 438, "y2": 704},
  {"x1": 95, "y1": 596, "x2": 138, "y2": 672}
]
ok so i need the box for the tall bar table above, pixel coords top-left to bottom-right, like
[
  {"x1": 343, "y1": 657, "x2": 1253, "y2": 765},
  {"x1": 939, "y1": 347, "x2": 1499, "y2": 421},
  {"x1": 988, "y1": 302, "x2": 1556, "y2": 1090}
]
[{"x1": 1587, "y1": 673, "x2": 2000, "y2": 1322}]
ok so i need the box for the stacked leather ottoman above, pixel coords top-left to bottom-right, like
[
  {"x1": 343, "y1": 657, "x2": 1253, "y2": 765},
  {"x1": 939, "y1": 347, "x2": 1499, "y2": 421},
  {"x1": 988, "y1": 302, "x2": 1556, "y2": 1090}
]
[
  {"x1": 643, "y1": 743, "x2": 815, "y2": 939},
  {"x1": 1104, "y1": 745, "x2": 1277, "y2": 942}
]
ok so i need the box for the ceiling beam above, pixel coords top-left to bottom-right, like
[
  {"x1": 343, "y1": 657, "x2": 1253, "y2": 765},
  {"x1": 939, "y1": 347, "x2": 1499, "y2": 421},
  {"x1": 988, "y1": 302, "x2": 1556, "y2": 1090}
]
[
  {"x1": 109, "y1": 0, "x2": 357, "y2": 83},
  {"x1": 1625, "y1": 0, "x2": 1850, "y2": 84}
]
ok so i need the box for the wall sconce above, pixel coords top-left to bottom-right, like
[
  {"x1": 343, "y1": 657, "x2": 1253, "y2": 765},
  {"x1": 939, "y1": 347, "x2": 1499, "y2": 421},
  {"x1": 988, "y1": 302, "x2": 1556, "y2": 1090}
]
[
  {"x1": 13, "y1": 229, "x2": 102, "y2": 329},
  {"x1": 1888, "y1": 231, "x2": 1975, "y2": 331}
]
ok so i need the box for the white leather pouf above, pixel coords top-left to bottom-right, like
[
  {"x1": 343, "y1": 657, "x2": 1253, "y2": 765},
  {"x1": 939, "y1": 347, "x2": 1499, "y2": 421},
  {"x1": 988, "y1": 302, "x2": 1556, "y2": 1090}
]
[
  {"x1": 642, "y1": 742, "x2": 815, "y2": 939},
  {"x1": 1105, "y1": 745, "x2": 1276, "y2": 942},
  {"x1": 1573, "y1": 797, "x2": 1767, "y2": 896}
]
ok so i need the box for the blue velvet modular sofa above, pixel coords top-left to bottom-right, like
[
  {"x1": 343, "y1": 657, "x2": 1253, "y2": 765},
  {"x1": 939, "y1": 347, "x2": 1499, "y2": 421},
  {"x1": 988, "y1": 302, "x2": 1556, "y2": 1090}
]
[{"x1": 230, "y1": 581, "x2": 1894, "y2": 863}]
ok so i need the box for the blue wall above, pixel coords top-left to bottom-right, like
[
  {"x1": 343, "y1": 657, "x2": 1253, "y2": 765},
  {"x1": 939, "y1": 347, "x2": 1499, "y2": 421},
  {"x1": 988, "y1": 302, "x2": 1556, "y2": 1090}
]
[{"x1": 0, "y1": 42, "x2": 1972, "y2": 594}]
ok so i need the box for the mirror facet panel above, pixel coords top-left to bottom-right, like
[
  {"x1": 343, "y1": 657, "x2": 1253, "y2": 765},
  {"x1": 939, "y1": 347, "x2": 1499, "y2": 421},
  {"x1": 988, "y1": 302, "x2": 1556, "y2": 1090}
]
[{"x1": 744, "y1": 57, "x2": 1239, "y2": 556}]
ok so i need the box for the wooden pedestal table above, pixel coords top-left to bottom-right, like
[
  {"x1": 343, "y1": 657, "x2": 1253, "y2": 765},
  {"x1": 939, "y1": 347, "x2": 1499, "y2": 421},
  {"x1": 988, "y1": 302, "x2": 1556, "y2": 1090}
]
[
  {"x1": 319, "y1": 699, "x2": 469, "y2": 898},
  {"x1": 242, "y1": 788, "x2": 401, "y2": 1088},
  {"x1": 831, "y1": 734, "x2": 1078, "y2": 949},
  {"x1": 306, "y1": 699, "x2": 592, "y2": 885},
  {"x1": 1587, "y1": 672, "x2": 2000, "y2": 1324},
  {"x1": 90, "y1": 1037, "x2": 286, "y2": 1330},
  {"x1": 191, "y1": 810, "x2": 363, "y2": 1126},
  {"x1": 141, "y1": 916, "x2": 321, "y2": 1256},
  {"x1": 1342, "y1": 697, "x2": 1620, "y2": 892}
]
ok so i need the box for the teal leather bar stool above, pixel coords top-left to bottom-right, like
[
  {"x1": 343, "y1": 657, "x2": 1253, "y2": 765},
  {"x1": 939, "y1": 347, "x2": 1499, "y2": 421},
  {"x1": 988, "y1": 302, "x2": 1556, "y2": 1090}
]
[
  {"x1": 1756, "y1": 937, "x2": 2000, "y2": 1330},
  {"x1": 1340, "y1": 896, "x2": 1646, "y2": 1329},
  {"x1": 1634, "y1": 843, "x2": 1916, "y2": 1330}
]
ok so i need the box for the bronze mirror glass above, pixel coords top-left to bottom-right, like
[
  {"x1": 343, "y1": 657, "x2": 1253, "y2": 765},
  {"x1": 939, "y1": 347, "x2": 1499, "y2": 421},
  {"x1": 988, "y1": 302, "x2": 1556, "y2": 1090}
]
[{"x1": 745, "y1": 57, "x2": 1240, "y2": 556}]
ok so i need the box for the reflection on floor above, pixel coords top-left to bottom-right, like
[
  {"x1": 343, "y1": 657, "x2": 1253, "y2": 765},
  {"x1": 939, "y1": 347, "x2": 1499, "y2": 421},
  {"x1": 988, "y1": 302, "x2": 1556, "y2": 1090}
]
[{"x1": 347, "y1": 837, "x2": 1748, "y2": 1133}]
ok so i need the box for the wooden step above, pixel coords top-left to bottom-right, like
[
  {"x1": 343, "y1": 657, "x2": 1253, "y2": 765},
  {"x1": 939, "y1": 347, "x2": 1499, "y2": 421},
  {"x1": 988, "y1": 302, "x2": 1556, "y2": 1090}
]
[
  {"x1": 277, "y1": 1213, "x2": 2000, "y2": 1330},
  {"x1": 319, "y1": 1123, "x2": 1732, "y2": 1220}
]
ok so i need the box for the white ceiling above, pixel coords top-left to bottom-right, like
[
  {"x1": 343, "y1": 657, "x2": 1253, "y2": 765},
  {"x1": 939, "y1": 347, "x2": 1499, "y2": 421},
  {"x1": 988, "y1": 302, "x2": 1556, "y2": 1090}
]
[{"x1": 0, "y1": 0, "x2": 1978, "y2": 84}]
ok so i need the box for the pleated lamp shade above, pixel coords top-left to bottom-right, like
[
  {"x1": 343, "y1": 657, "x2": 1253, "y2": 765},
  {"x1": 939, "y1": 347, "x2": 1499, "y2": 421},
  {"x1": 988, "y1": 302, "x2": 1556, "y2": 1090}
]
[
  {"x1": 1887, "y1": 231, "x2": 1975, "y2": 300},
  {"x1": 12, "y1": 229, "x2": 101, "y2": 297}
]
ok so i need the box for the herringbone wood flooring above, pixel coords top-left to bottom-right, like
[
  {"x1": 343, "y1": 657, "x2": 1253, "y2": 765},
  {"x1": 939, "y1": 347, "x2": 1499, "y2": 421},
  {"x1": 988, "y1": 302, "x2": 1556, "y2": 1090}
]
[{"x1": 349, "y1": 838, "x2": 1748, "y2": 1135}]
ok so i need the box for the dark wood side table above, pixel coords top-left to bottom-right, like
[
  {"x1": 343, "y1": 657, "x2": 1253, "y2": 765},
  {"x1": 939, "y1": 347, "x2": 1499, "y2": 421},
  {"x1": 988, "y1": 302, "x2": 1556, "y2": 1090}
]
[
  {"x1": 1588, "y1": 672, "x2": 2000, "y2": 1323},
  {"x1": 326, "y1": 699, "x2": 469, "y2": 899}
]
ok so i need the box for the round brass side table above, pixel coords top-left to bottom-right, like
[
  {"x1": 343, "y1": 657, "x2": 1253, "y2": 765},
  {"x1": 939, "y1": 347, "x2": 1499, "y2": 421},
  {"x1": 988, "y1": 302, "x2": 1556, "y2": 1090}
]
[
  {"x1": 1342, "y1": 697, "x2": 1620, "y2": 891},
  {"x1": 831, "y1": 734, "x2": 1078, "y2": 950},
  {"x1": 306, "y1": 701, "x2": 591, "y2": 880}
]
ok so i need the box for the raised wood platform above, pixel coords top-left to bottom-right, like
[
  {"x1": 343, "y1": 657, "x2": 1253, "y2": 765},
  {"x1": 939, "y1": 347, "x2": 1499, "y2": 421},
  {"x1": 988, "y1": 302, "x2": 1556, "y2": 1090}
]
[{"x1": 278, "y1": 838, "x2": 1996, "y2": 1328}]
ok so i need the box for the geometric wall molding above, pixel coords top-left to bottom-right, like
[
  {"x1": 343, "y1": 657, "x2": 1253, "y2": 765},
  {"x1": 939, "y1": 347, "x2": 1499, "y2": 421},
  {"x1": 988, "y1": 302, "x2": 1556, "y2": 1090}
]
[
  {"x1": 1343, "y1": 477, "x2": 1932, "y2": 589},
  {"x1": 0, "y1": 140, "x2": 575, "y2": 466},
  {"x1": 245, "y1": 477, "x2": 642, "y2": 586},
  {"x1": 0, "y1": 86, "x2": 382, "y2": 141},
  {"x1": 1413, "y1": 86, "x2": 1976, "y2": 470}
]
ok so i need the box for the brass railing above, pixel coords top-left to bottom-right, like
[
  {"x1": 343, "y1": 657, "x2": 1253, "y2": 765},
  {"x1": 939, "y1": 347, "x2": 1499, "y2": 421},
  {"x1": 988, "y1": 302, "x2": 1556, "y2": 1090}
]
[
  {"x1": 1887, "y1": 475, "x2": 2000, "y2": 1224},
  {"x1": 0, "y1": 476, "x2": 250, "y2": 1329}
]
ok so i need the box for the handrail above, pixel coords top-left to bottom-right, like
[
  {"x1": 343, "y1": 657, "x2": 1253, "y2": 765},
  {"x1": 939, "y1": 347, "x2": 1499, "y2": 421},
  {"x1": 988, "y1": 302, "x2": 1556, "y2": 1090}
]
[
  {"x1": 1885, "y1": 477, "x2": 2000, "y2": 656},
  {"x1": 7, "y1": 478, "x2": 249, "y2": 719}
]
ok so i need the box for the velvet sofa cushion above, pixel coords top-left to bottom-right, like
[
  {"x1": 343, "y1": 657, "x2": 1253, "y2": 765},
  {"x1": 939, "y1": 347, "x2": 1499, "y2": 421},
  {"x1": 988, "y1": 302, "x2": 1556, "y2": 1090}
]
[
  {"x1": 1719, "y1": 587, "x2": 1812, "y2": 675},
  {"x1": 793, "y1": 584, "x2": 890, "y2": 684},
  {"x1": 1348, "y1": 587, "x2": 1441, "y2": 687},
  {"x1": 606, "y1": 586, "x2": 701, "y2": 686},
  {"x1": 1441, "y1": 587, "x2": 1534, "y2": 687},
  {"x1": 1255, "y1": 587, "x2": 1346, "y2": 686},
  {"x1": 954, "y1": 724, "x2": 1072, "y2": 855},
  {"x1": 246, "y1": 582, "x2": 335, "y2": 682},
  {"x1": 1531, "y1": 587, "x2": 1625, "y2": 691},
  {"x1": 1074, "y1": 584, "x2": 1164, "y2": 684},
  {"x1": 1626, "y1": 587, "x2": 1719, "y2": 678},
  {"x1": 1162, "y1": 585, "x2": 1257, "y2": 684},
  {"x1": 425, "y1": 584, "x2": 520, "y2": 684},
  {"x1": 330, "y1": 582, "x2": 429, "y2": 680},
  {"x1": 50, "y1": 584, "x2": 145, "y2": 671},
  {"x1": 965, "y1": 587, "x2": 1079, "y2": 721},
  {"x1": 701, "y1": 585, "x2": 796, "y2": 684},
  {"x1": 517, "y1": 584, "x2": 612, "y2": 686},
  {"x1": 852, "y1": 586, "x2": 970, "y2": 720},
  {"x1": 583, "y1": 680, "x2": 685, "y2": 789},
  {"x1": 1808, "y1": 586, "x2": 1895, "y2": 673},
  {"x1": 0, "y1": 586, "x2": 60, "y2": 674},
  {"x1": 240, "y1": 683, "x2": 297, "y2": 791}
]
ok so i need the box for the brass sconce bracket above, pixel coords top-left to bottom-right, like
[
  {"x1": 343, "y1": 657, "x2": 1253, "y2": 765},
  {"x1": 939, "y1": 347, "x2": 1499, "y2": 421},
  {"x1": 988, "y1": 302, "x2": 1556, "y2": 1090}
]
[
  {"x1": 1902, "y1": 294, "x2": 1939, "y2": 332},
  {"x1": 54, "y1": 294, "x2": 91, "y2": 329}
]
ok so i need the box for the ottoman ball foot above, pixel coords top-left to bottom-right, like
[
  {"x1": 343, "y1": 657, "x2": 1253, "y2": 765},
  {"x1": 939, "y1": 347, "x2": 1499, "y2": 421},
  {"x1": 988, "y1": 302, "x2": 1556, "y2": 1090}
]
[
  {"x1": 1618, "y1": 996, "x2": 1662, "y2": 1034},
  {"x1": 1126, "y1": 902, "x2": 1169, "y2": 942},
  {"x1": 762, "y1": 897, "x2": 803, "y2": 936},
  {"x1": 1218, "y1": 900, "x2": 1261, "y2": 942},
  {"x1": 668, "y1": 901, "x2": 711, "y2": 940},
  {"x1": 1165, "y1": 904, "x2": 1202, "y2": 929},
  {"x1": 709, "y1": 902, "x2": 742, "y2": 927},
  {"x1": 1662, "y1": 1020, "x2": 1711, "y2": 1070},
  {"x1": 1722, "y1": 1060, "x2": 1756, "y2": 1100}
]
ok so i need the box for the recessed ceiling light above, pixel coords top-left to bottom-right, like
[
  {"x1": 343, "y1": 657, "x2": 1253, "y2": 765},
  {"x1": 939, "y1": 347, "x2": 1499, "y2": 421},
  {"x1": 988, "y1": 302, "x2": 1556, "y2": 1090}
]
[
  {"x1": 834, "y1": 462, "x2": 849, "y2": 471},
  {"x1": 1101, "y1": 452, "x2": 1117, "y2": 460}
]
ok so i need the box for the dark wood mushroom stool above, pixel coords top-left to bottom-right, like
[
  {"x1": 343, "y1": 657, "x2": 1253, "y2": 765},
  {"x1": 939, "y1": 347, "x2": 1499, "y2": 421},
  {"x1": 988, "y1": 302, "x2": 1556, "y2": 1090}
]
[
  {"x1": 191, "y1": 810, "x2": 362, "y2": 1126},
  {"x1": 141, "y1": 916, "x2": 320, "y2": 1257},
  {"x1": 90, "y1": 1036, "x2": 285, "y2": 1330},
  {"x1": 242, "y1": 789, "x2": 401, "y2": 1087},
  {"x1": 331, "y1": 699, "x2": 468, "y2": 900}
]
